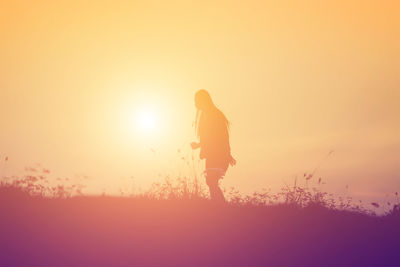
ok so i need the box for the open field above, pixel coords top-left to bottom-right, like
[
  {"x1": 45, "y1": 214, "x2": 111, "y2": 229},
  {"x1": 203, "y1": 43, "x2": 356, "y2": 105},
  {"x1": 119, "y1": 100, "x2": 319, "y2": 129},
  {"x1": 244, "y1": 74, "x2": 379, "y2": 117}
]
[{"x1": 1, "y1": 184, "x2": 399, "y2": 267}]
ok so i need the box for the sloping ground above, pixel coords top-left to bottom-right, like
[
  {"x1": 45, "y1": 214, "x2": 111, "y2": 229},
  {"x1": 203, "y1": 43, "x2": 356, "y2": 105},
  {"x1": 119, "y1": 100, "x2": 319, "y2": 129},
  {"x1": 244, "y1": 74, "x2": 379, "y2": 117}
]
[{"x1": 0, "y1": 190, "x2": 399, "y2": 267}]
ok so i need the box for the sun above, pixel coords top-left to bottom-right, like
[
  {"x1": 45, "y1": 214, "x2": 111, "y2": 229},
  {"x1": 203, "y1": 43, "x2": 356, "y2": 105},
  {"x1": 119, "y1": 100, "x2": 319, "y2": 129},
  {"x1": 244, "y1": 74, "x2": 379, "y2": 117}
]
[
  {"x1": 118, "y1": 93, "x2": 170, "y2": 141},
  {"x1": 136, "y1": 107, "x2": 158, "y2": 132}
]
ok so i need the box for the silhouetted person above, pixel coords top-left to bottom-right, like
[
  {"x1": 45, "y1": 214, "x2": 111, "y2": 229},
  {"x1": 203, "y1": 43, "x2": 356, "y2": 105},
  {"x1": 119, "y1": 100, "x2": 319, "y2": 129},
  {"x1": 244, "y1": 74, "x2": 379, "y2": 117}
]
[{"x1": 191, "y1": 89, "x2": 236, "y2": 202}]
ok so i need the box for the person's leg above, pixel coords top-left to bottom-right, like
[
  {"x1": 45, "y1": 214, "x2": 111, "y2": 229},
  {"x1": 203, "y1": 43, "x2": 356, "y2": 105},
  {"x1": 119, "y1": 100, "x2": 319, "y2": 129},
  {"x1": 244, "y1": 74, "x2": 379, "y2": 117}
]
[
  {"x1": 213, "y1": 180, "x2": 225, "y2": 202},
  {"x1": 206, "y1": 171, "x2": 225, "y2": 202}
]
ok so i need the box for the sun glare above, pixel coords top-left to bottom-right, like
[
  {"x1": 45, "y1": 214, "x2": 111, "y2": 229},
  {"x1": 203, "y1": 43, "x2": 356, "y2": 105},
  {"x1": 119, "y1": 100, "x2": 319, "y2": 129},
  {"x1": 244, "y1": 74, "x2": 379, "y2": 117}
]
[
  {"x1": 136, "y1": 108, "x2": 158, "y2": 132},
  {"x1": 119, "y1": 92, "x2": 173, "y2": 143}
]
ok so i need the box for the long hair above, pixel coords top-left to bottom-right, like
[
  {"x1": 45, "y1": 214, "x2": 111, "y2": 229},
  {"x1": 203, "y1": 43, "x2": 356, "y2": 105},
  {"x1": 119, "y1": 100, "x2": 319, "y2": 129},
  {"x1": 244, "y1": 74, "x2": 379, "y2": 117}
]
[{"x1": 194, "y1": 89, "x2": 230, "y2": 139}]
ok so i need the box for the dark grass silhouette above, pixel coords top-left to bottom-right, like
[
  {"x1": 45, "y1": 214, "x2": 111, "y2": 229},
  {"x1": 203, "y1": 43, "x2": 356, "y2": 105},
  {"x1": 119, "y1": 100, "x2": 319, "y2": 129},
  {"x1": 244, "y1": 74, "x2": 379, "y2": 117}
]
[{"x1": 0, "y1": 173, "x2": 399, "y2": 267}]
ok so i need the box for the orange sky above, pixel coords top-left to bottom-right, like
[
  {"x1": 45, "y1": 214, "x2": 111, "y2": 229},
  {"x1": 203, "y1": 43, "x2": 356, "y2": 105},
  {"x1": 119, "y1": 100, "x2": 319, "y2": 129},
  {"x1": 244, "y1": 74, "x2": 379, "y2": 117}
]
[{"x1": 1, "y1": 1, "x2": 399, "y2": 201}]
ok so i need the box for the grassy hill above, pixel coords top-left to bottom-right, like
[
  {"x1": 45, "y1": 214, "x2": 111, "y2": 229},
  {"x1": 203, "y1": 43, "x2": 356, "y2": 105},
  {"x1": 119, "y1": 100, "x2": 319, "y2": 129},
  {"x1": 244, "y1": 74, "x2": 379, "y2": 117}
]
[{"x1": 0, "y1": 181, "x2": 399, "y2": 267}]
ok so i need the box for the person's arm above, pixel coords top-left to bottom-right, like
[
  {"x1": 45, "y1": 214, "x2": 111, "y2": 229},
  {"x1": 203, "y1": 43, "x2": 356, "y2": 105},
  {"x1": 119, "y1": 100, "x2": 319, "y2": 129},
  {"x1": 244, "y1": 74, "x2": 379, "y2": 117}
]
[{"x1": 224, "y1": 126, "x2": 236, "y2": 166}]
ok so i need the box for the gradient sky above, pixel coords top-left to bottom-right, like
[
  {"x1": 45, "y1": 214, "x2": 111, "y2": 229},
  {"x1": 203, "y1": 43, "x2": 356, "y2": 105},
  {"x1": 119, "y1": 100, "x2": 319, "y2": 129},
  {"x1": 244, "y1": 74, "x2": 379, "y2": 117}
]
[{"x1": 1, "y1": 1, "x2": 399, "y2": 203}]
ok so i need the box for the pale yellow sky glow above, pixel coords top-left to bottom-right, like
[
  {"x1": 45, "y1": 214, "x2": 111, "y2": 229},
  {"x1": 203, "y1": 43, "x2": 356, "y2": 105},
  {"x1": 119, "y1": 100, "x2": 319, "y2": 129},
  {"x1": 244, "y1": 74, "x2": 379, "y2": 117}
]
[
  {"x1": 0, "y1": 0, "x2": 399, "y2": 202},
  {"x1": 136, "y1": 108, "x2": 157, "y2": 132}
]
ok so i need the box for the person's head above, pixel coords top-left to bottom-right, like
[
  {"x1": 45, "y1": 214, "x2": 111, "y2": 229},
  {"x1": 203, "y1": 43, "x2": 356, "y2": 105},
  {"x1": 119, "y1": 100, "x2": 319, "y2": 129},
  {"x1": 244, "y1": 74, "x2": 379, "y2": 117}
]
[
  {"x1": 194, "y1": 89, "x2": 230, "y2": 138},
  {"x1": 194, "y1": 89, "x2": 214, "y2": 111}
]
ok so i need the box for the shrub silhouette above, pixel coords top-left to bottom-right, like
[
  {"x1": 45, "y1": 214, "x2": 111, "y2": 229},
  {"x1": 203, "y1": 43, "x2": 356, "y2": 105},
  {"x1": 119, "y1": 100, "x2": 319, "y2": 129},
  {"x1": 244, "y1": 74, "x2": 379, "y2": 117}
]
[{"x1": 1, "y1": 163, "x2": 398, "y2": 216}]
